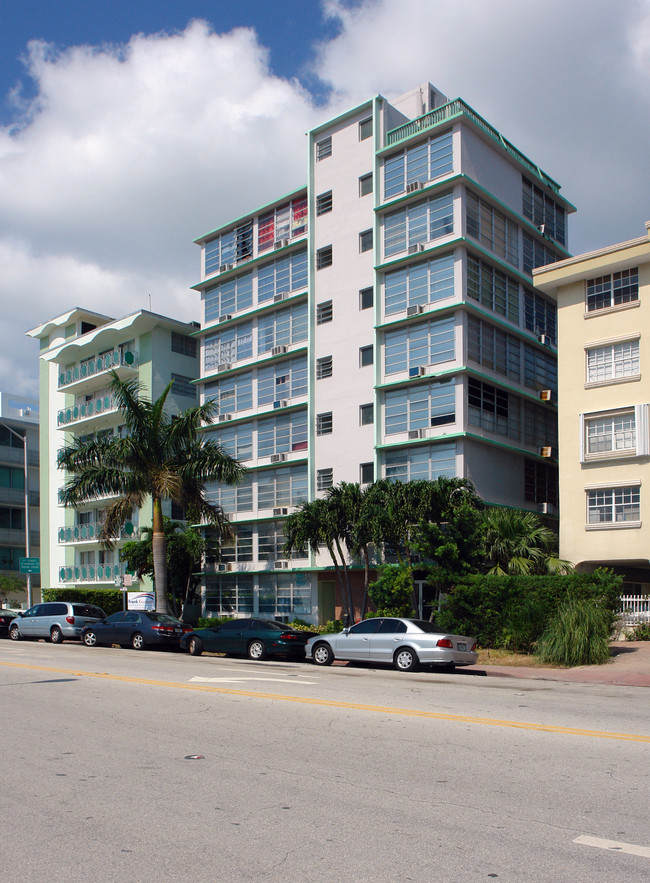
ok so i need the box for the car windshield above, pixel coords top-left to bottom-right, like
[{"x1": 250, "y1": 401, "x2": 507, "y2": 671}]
[
  {"x1": 146, "y1": 613, "x2": 181, "y2": 624},
  {"x1": 407, "y1": 619, "x2": 441, "y2": 633},
  {"x1": 73, "y1": 605, "x2": 105, "y2": 618},
  {"x1": 257, "y1": 621, "x2": 286, "y2": 631}
]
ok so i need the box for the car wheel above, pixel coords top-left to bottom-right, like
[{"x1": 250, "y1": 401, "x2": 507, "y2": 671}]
[
  {"x1": 131, "y1": 632, "x2": 146, "y2": 650},
  {"x1": 247, "y1": 639, "x2": 266, "y2": 660},
  {"x1": 312, "y1": 642, "x2": 334, "y2": 666},
  {"x1": 83, "y1": 630, "x2": 97, "y2": 647},
  {"x1": 50, "y1": 626, "x2": 64, "y2": 644},
  {"x1": 188, "y1": 636, "x2": 203, "y2": 656},
  {"x1": 9, "y1": 624, "x2": 20, "y2": 641},
  {"x1": 394, "y1": 647, "x2": 418, "y2": 672}
]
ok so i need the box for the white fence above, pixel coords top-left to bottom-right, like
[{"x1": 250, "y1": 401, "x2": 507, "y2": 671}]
[{"x1": 620, "y1": 594, "x2": 650, "y2": 626}]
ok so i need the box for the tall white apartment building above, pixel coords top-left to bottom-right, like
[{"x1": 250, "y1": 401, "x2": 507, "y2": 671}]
[
  {"x1": 193, "y1": 82, "x2": 574, "y2": 624},
  {"x1": 28, "y1": 308, "x2": 199, "y2": 593}
]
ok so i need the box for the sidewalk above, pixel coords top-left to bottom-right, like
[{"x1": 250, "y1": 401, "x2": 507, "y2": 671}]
[{"x1": 460, "y1": 641, "x2": 650, "y2": 687}]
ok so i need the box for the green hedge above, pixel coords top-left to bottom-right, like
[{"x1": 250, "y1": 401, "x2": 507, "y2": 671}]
[
  {"x1": 42, "y1": 587, "x2": 123, "y2": 617},
  {"x1": 436, "y1": 569, "x2": 622, "y2": 652}
]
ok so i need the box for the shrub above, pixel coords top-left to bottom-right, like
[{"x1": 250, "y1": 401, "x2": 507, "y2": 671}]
[
  {"x1": 535, "y1": 598, "x2": 611, "y2": 666},
  {"x1": 368, "y1": 564, "x2": 414, "y2": 617},
  {"x1": 42, "y1": 587, "x2": 123, "y2": 616},
  {"x1": 195, "y1": 616, "x2": 235, "y2": 629},
  {"x1": 625, "y1": 620, "x2": 650, "y2": 641},
  {"x1": 317, "y1": 619, "x2": 344, "y2": 634}
]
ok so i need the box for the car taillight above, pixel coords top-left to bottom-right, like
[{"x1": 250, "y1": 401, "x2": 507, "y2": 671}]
[
  {"x1": 281, "y1": 633, "x2": 300, "y2": 640},
  {"x1": 182, "y1": 626, "x2": 193, "y2": 633},
  {"x1": 151, "y1": 625, "x2": 173, "y2": 633},
  {"x1": 470, "y1": 642, "x2": 477, "y2": 651},
  {"x1": 436, "y1": 638, "x2": 453, "y2": 649},
  {"x1": 66, "y1": 615, "x2": 75, "y2": 625}
]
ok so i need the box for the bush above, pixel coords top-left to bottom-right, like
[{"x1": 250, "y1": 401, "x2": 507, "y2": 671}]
[
  {"x1": 317, "y1": 619, "x2": 344, "y2": 634},
  {"x1": 42, "y1": 587, "x2": 123, "y2": 616},
  {"x1": 368, "y1": 564, "x2": 414, "y2": 617},
  {"x1": 625, "y1": 620, "x2": 650, "y2": 641},
  {"x1": 436, "y1": 569, "x2": 622, "y2": 652},
  {"x1": 535, "y1": 598, "x2": 612, "y2": 666},
  {"x1": 195, "y1": 616, "x2": 234, "y2": 629}
]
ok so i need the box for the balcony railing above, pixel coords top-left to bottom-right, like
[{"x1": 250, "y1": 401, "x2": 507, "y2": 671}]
[
  {"x1": 385, "y1": 98, "x2": 561, "y2": 194},
  {"x1": 58, "y1": 521, "x2": 136, "y2": 544},
  {"x1": 58, "y1": 563, "x2": 126, "y2": 583},
  {"x1": 58, "y1": 350, "x2": 138, "y2": 389},
  {"x1": 57, "y1": 393, "x2": 118, "y2": 427}
]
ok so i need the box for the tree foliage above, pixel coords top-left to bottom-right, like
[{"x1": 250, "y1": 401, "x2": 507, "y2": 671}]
[
  {"x1": 57, "y1": 372, "x2": 245, "y2": 614},
  {"x1": 480, "y1": 507, "x2": 572, "y2": 576}
]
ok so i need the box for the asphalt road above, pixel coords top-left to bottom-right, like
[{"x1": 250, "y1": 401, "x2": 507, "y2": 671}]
[{"x1": 1, "y1": 640, "x2": 649, "y2": 882}]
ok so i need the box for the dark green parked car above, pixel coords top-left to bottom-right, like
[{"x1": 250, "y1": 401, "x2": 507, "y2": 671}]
[{"x1": 179, "y1": 618, "x2": 317, "y2": 660}]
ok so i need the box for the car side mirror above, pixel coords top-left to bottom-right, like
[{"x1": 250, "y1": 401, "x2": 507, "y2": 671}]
[{"x1": 342, "y1": 628, "x2": 349, "y2": 636}]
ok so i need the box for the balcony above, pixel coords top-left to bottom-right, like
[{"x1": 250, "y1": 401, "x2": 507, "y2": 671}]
[
  {"x1": 57, "y1": 392, "x2": 118, "y2": 428},
  {"x1": 58, "y1": 350, "x2": 138, "y2": 390},
  {"x1": 58, "y1": 563, "x2": 128, "y2": 583},
  {"x1": 58, "y1": 521, "x2": 136, "y2": 544}
]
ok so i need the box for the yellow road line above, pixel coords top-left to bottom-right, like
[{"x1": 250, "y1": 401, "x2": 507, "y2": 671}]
[{"x1": 2, "y1": 660, "x2": 649, "y2": 744}]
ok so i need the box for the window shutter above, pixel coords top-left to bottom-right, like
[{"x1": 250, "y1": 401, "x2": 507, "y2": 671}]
[
  {"x1": 635, "y1": 404, "x2": 649, "y2": 456},
  {"x1": 579, "y1": 413, "x2": 585, "y2": 462}
]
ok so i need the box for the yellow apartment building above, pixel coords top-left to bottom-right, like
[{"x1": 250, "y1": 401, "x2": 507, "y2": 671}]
[{"x1": 534, "y1": 222, "x2": 650, "y2": 600}]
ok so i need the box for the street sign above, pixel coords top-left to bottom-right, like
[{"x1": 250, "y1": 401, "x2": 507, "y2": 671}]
[{"x1": 19, "y1": 557, "x2": 40, "y2": 574}]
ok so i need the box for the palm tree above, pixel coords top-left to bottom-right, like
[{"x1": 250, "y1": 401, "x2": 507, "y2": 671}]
[
  {"x1": 57, "y1": 372, "x2": 246, "y2": 614},
  {"x1": 481, "y1": 507, "x2": 572, "y2": 575}
]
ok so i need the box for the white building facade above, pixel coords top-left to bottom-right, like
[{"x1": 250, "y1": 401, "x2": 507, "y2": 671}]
[{"x1": 193, "y1": 83, "x2": 574, "y2": 624}]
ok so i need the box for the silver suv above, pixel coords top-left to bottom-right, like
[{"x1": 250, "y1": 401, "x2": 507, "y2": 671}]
[{"x1": 8, "y1": 601, "x2": 106, "y2": 643}]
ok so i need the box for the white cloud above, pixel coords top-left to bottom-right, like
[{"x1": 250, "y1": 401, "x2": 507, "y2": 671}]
[{"x1": 2, "y1": 2, "x2": 650, "y2": 395}]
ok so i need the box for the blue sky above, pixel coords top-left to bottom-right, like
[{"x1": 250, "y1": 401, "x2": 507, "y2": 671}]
[{"x1": 2, "y1": 0, "x2": 650, "y2": 395}]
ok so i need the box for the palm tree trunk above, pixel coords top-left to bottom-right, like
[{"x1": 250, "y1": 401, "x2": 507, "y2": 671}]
[{"x1": 151, "y1": 496, "x2": 170, "y2": 614}]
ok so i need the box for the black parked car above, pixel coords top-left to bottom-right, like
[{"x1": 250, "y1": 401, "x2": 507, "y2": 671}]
[
  {"x1": 180, "y1": 618, "x2": 317, "y2": 660},
  {"x1": 82, "y1": 611, "x2": 192, "y2": 650},
  {"x1": 0, "y1": 609, "x2": 19, "y2": 638}
]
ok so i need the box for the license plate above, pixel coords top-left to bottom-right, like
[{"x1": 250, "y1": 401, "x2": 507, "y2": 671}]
[
  {"x1": 457, "y1": 642, "x2": 466, "y2": 651},
  {"x1": 174, "y1": 628, "x2": 182, "y2": 634}
]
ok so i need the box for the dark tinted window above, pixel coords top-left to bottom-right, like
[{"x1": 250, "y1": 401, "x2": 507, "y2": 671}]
[
  {"x1": 145, "y1": 613, "x2": 181, "y2": 624},
  {"x1": 408, "y1": 619, "x2": 440, "y2": 633},
  {"x1": 349, "y1": 619, "x2": 380, "y2": 635},
  {"x1": 73, "y1": 605, "x2": 105, "y2": 618},
  {"x1": 253, "y1": 620, "x2": 284, "y2": 630},
  {"x1": 377, "y1": 619, "x2": 407, "y2": 634},
  {"x1": 123, "y1": 612, "x2": 140, "y2": 623},
  {"x1": 106, "y1": 612, "x2": 125, "y2": 623},
  {"x1": 218, "y1": 620, "x2": 245, "y2": 631},
  {"x1": 44, "y1": 603, "x2": 68, "y2": 616}
]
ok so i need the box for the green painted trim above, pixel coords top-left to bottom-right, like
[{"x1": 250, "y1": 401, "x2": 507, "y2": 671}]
[
  {"x1": 191, "y1": 236, "x2": 308, "y2": 291},
  {"x1": 194, "y1": 290, "x2": 308, "y2": 337},
  {"x1": 193, "y1": 188, "x2": 308, "y2": 244},
  {"x1": 198, "y1": 345, "x2": 308, "y2": 385},
  {"x1": 376, "y1": 428, "x2": 556, "y2": 462},
  {"x1": 309, "y1": 97, "x2": 374, "y2": 137}
]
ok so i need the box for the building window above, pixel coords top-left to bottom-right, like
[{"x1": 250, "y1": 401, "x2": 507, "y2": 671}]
[
  {"x1": 384, "y1": 442, "x2": 456, "y2": 482},
  {"x1": 316, "y1": 191, "x2": 333, "y2": 216},
  {"x1": 204, "y1": 273, "x2": 253, "y2": 323},
  {"x1": 586, "y1": 269, "x2": 639, "y2": 312},
  {"x1": 316, "y1": 136, "x2": 332, "y2": 160},
  {"x1": 0, "y1": 507, "x2": 23, "y2": 530},
  {"x1": 359, "y1": 173, "x2": 373, "y2": 197},
  {"x1": 466, "y1": 191, "x2": 518, "y2": 267},
  {"x1": 522, "y1": 232, "x2": 561, "y2": 273},
  {"x1": 587, "y1": 486, "x2": 640, "y2": 525},
  {"x1": 258, "y1": 197, "x2": 307, "y2": 252},
  {"x1": 582, "y1": 409, "x2": 646, "y2": 460},
  {"x1": 171, "y1": 374, "x2": 197, "y2": 399},
  {"x1": 360, "y1": 287, "x2": 374, "y2": 310},
  {"x1": 316, "y1": 356, "x2": 333, "y2": 379},
  {"x1": 317, "y1": 246, "x2": 333, "y2": 269},
  {"x1": 384, "y1": 131, "x2": 453, "y2": 199},
  {"x1": 522, "y1": 177, "x2": 566, "y2": 247},
  {"x1": 317, "y1": 468, "x2": 334, "y2": 491},
  {"x1": 468, "y1": 378, "x2": 519, "y2": 441},
  {"x1": 257, "y1": 303, "x2": 308, "y2": 354},
  {"x1": 359, "y1": 229, "x2": 373, "y2": 253},
  {"x1": 467, "y1": 256, "x2": 520, "y2": 323},
  {"x1": 359, "y1": 117, "x2": 373, "y2": 140},
  {"x1": 316, "y1": 412, "x2": 333, "y2": 435},
  {"x1": 384, "y1": 254, "x2": 454, "y2": 316},
  {"x1": 316, "y1": 300, "x2": 333, "y2": 325},
  {"x1": 384, "y1": 380, "x2": 455, "y2": 435},
  {"x1": 384, "y1": 315, "x2": 455, "y2": 375},
  {"x1": 359, "y1": 345, "x2": 374, "y2": 367},
  {"x1": 360, "y1": 403, "x2": 374, "y2": 425},
  {"x1": 524, "y1": 460, "x2": 558, "y2": 507},
  {"x1": 586, "y1": 339, "x2": 639, "y2": 384},
  {"x1": 257, "y1": 412, "x2": 308, "y2": 458},
  {"x1": 468, "y1": 315, "x2": 521, "y2": 383},
  {"x1": 257, "y1": 250, "x2": 308, "y2": 303},
  {"x1": 384, "y1": 191, "x2": 454, "y2": 257},
  {"x1": 171, "y1": 332, "x2": 197, "y2": 358},
  {"x1": 360, "y1": 462, "x2": 374, "y2": 484},
  {"x1": 204, "y1": 322, "x2": 254, "y2": 371},
  {"x1": 524, "y1": 289, "x2": 557, "y2": 345}
]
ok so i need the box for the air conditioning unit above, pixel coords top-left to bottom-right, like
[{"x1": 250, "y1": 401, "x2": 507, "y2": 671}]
[
  {"x1": 217, "y1": 363, "x2": 232, "y2": 372},
  {"x1": 273, "y1": 507, "x2": 289, "y2": 516},
  {"x1": 270, "y1": 453, "x2": 287, "y2": 463},
  {"x1": 274, "y1": 239, "x2": 289, "y2": 249},
  {"x1": 218, "y1": 263, "x2": 234, "y2": 272},
  {"x1": 538, "y1": 501, "x2": 556, "y2": 516},
  {"x1": 274, "y1": 560, "x2": 289, "y2": 569},
  {"x1": 538, "y1": 446, "x2": 554, "y2": 458},
  {"x1": 538, "y1": 224, "x2": 546, "y2": 235},
  {"x1": 217, "y1": 414, "x2": 232, "y2": 423},
  {"x1": 271, "y1": 345, "x2": 287, "y2": 356},
  {"x1": 539, "y1": 389, "x2": 553, "y2": 402},
  {"x1": 408, "y1": 428, "x2": 426, "y2": 440},
  {"x1": 408, "y1": 243, "x2": 425, "y2": 255},
  {"x1": 218, "y1": 314, "x2": 232, "y2": 323},
  {"x1": 274, "y1": 291, "x2": 289, "y2": 302},
  {"x1": 273, "y1": 399, "x2": 288, "y2": 409},
  {"x1": 406, "y1": 181, "x2": 425, "y2": 193},
  {"x1": 406, "y1": 305, "x2": 424, "y2": 317},
  {"x1": 21, "y1": 408, "x2": 32, "y2": 417},
  {"x1": 217, "y1": 563, "x2": 228, "y2": 572},
  {"x1": 408, "y1": 366, "x2": 426, "y2": 378},
  {"x1": 537, "y1": 333, "x2": 552, "y2": 346}
]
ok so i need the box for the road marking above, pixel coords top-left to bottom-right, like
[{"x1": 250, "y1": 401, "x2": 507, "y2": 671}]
[
  {"x1": 574, "y1": 835, "x2": 650, "y2": 858},
  {"x1": 1, "y1": 660, "x2": 649, "y2": 744},
  {"x1": 190, "y1": 676, "x2": 318, "y2": 685}
]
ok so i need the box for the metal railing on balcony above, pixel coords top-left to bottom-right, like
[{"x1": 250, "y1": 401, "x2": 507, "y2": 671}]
[
  {"x1": 58, "y1": 521, "x2": 136, "y2": 544},
  {"x1": 58, "y1": 350, "x2": 138, "y2": 389},
  {"x1": 385, "y1": 98, "x2": 561, "y2": 194},
  {"x1": 58, "y1": 563, "x2": 126, "y2": 583},
  {"x1": 57, "y1": 393, "x2": 118, "y2": 427}
]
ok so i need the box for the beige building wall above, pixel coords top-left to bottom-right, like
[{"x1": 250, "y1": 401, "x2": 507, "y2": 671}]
[{"x1": 534, "y1": 223, "x2": 650, "y2": 583}]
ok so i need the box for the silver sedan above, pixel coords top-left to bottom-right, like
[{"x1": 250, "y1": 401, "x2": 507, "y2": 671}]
[{"x1": 305, "y1": 617, "x2": 478, "y2": 672}]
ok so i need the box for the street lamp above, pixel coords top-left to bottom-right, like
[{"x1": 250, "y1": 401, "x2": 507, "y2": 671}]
[{"x1": 0, "y1": 420, "x2": 32, "y2": 607}]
